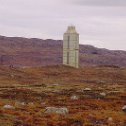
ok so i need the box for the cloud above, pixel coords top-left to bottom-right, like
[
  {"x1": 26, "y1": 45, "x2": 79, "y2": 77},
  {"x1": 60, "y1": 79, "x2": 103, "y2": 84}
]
[
  {"x1": 0, "y1": 0, "x2": 126, "y2": 50},
  {"x1": 72, "y1": 0, "x2": 126, "y2": 6}
]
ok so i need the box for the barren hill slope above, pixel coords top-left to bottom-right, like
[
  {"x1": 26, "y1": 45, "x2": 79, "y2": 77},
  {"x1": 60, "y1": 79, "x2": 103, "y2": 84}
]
[
  {"x1": 0, "y1": 65, "x2": 126, "y2": 87},
  {"x1": 0, "y1": 35, "x2": 126, "y2": 67}
]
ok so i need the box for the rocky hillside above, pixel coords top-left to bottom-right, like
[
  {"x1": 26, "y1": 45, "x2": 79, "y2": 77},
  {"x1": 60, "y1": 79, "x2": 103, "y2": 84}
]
[
  {"x1": 0, "y1": 65, "x2": 126, "y2": 126},
  {"x1": 0, "y1": 35, "x2": 126, "y2": 67}
]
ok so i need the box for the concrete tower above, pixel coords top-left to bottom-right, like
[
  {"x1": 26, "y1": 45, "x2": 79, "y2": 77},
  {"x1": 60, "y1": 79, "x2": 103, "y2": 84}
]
[{"x1": 63, "y1": 26, "x2": 79, "y2": 68}]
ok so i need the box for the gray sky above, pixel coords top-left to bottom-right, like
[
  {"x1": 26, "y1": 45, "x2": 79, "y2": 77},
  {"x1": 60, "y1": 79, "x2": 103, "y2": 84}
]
[{"x1": 0, "y1": 0, "x2": 126, "y2": 50}]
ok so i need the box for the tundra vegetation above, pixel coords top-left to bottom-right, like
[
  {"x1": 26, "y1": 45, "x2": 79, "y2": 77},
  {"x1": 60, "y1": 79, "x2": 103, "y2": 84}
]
[{"x1": 0, "y1": 65, "x2": 126, "y2": 126}]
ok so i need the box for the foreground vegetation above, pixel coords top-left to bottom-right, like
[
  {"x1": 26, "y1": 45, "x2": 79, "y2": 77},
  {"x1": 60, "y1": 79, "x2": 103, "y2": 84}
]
[{"x1": 0, "y1": 65, "x2": 126, "y2": 126}]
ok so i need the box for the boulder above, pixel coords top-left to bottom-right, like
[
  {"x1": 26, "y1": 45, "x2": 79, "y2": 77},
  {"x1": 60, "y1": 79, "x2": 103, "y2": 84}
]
[
  {"x1": 108, "y1": 117, "x2": 113, "y2": 122},
  {"x1": 122, "y1": 105, "x2": 126, "y2": 112},
  {"x1": 15, "y1": 101, "x2": 26, "y2": 107},
  {"x1": 21, "y1": 102, "x2": 26, "y2": 106},
  {"x1": 100, "y1": 92, "x2": 106, "y2": 97},
  {"x1": 3, "y1": 105, "x2": 15, "y2": 109},
  {"x1": 41, "y1": 102, "x2": 46, "y2": 106},
  {"x1": 53, "y1": 83, "x2": 59, "y2": 86},
  {"x1": 44, "y1": 107, "x2": 69, "y2": 115},
  {"x1": 84, "y1": 88, "x2": 92, "y2": 91},
  {"x1": 28, "y1": 102, "x2": 34, "y2": 107},
  {"x1": 71, "y1": 95, "x2": 79, "y2": 100}
]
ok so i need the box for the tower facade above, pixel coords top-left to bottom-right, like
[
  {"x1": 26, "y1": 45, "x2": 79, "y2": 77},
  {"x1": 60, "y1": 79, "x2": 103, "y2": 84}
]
[{"x1": 63, "y1": 26, "x2": 79, "y2": 68}]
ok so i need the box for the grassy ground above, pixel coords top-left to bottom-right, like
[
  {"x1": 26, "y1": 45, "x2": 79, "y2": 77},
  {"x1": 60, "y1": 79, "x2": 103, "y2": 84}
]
[{"x1": 0, "y1": 65, "x2": 126, "y2": 126}]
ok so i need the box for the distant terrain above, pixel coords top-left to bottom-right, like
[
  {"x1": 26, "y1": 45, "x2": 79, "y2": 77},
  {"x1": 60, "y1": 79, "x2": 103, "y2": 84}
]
[{"x1": 0, "y1": 35, "x2": 126, "y2": 67}]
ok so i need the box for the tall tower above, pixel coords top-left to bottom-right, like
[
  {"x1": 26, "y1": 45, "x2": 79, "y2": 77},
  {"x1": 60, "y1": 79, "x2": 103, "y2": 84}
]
[{"x1": 63, "y1": 26, "x2": 79, "y2": 68}]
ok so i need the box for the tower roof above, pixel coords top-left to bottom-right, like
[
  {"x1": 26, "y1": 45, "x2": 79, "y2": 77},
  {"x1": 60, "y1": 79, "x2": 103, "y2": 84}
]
[{"x1": 65, "y1": 26, "x2": 78, "y2": 34}]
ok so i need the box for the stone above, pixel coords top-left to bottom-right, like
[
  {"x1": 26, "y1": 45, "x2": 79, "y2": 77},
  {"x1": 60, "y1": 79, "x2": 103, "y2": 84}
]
[
  {"x1": 71, "y1": 95, "x2": 79, "y2": 100},
  {"x1": 28, "y1": 102, "x2": 34, "y2": 108},
  {"x1": 21, "y1": 102, "x2": 26, "y2": 106},
  {"x1": 100, "y1": 92, "x2": 106, "y2": 97},
  {"x1": 52, "y1": 89, "x2": 61, "y2": 93},
  {"x1": 53, "y1": 83, "x2": 59, "y2": 86},
  {"x1": 84, "y1": 88, "x2": 92, "y2": 91},
  {"x1": 15, "y1": 101, "x2": 26, "y2": 107},
  {"x1": 44, "y1": 107, "x2": 69, "y2": 115},
  {"x1": 3, "y1": 105, "x2": 15, "y2": 109},
  {"x1": 41, "y1": 102, "x2": 46, "y2": 106},
  {"x1": 122, "y1": 105, "x2": 126, "y2": 112},
  {"x1": 108, "y1": 117, "x2": 113, "y2": 122},
  {"x1": 10, "y1": 74, "x2": 14, "y2": 78}
]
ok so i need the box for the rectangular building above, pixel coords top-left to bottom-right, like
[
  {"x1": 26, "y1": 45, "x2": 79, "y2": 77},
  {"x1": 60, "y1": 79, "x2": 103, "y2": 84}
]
[{"x1": 63, "y1": 26, "x2": 79, "y2": 68}]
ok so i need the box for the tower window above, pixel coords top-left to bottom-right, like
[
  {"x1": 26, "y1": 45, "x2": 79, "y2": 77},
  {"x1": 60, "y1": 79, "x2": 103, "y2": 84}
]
[{"x1": 68, "y1": 36, "x2": 70, "y2": 49}]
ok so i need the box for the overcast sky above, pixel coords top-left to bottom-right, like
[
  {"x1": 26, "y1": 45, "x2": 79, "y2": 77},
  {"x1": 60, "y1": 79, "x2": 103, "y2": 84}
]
[{"x1": 0, "y1": 0, "x2": 126, "y2": 50}]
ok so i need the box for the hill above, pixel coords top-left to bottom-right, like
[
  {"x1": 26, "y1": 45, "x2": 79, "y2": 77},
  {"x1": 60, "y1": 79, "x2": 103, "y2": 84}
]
[{"x1": 0, "y1": 35, "x2": 126, "y2": 67}]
